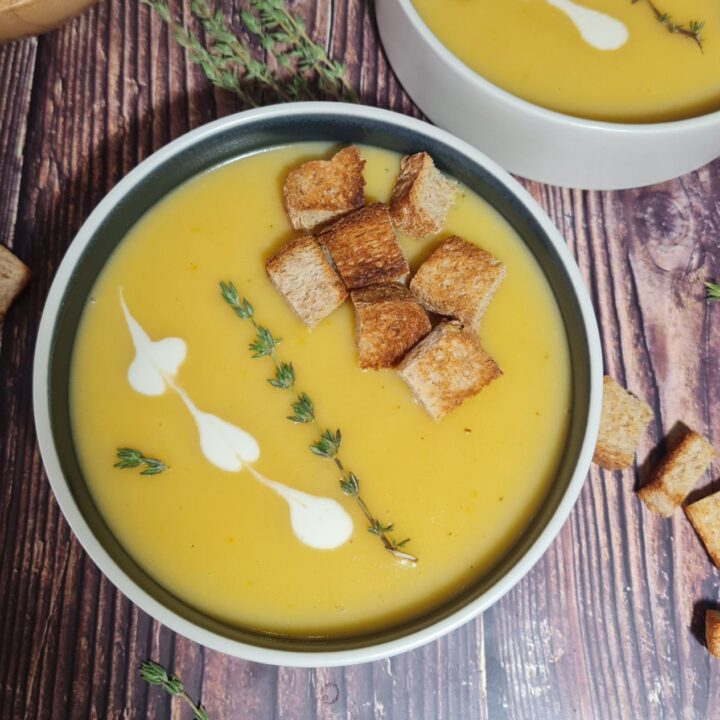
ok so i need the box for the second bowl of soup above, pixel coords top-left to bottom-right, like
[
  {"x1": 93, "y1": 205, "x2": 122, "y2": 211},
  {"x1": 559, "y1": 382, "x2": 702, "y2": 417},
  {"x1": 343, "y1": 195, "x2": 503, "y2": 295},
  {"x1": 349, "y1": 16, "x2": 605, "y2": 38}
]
[{"x1": 377, "y1": 0, "x2": 720, "y2": 189}]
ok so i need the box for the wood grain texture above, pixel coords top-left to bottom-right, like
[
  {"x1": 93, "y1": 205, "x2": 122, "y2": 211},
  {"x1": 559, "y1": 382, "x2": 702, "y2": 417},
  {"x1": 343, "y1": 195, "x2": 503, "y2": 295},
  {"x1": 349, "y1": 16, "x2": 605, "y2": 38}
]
[{"x1": 0, "y1": 1, "x2": 718, "y2": 718}]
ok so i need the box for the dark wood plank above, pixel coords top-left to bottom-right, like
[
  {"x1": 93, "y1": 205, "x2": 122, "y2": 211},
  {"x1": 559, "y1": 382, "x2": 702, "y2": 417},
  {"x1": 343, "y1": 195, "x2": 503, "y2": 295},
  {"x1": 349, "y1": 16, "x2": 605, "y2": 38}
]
[{"x1": 1, "y1": 1, "x2": 719, "y2": 718}]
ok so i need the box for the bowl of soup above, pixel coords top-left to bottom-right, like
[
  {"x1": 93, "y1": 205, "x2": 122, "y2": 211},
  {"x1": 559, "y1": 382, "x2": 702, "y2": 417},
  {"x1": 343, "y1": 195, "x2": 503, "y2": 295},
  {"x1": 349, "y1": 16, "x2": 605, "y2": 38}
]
[
  {"x1": 0, "y1": 0, "x2": 97, "y2": 41},
  {"x1": 377, "y1": 0, "x2": 720, "y2": 189},
  {"x1": 33, "y1": 102, "x2": 602, "y2": 665}
]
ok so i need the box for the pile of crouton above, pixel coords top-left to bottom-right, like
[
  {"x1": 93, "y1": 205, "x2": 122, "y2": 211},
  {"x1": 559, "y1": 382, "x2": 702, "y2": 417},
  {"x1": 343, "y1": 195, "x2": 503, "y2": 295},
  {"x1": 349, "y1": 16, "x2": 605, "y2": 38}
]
[
  {"x1": 267, "y1": 146, "x2": 505, "y2": 420},
  {"x1": 594, "y1": 376, "x2": 719, "y2": 658}
]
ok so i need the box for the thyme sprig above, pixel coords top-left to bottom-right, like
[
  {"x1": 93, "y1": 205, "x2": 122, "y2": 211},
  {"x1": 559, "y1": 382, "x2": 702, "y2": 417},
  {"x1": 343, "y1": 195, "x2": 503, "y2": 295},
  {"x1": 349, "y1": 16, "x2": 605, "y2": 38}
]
[
  {"x1": 704, "y1": 280, "x2": 720, "y2": 301},
  {"x1": 115, "y1": 448, "x2": 168, "y2": 476},
  {"x1": 139, "y1": 660, "x2": 210, "y2": 720},
  {"x1": 140, "y1": 0, "x2": 356, "y2": 104},
  {"x1": 632, "y1": 0, "x2": 705, "y2": 50},
  {"x1": 244, "y1": 0, "x2": 358, "y2": 102},
  {"x1": 220, "y1": 281, "x2": 416, "y2": 563}
]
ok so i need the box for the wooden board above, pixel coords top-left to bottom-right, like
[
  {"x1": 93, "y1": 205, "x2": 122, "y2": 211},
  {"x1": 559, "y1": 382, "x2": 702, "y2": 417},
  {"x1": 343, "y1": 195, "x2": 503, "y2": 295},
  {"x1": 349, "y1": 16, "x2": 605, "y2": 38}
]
[{"x1": 0, "y1": 2, "x2": 718, "y2": 718}]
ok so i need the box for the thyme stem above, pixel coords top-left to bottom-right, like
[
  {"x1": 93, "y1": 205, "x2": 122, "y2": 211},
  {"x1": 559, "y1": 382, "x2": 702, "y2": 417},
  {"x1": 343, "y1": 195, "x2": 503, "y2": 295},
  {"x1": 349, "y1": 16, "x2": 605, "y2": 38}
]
[
  {"x1": 632, "y1": 0, "x2": 705, "y2": 50},
  {"x1": 220, "y1": 281, "x2": 416, "y2": 564}
]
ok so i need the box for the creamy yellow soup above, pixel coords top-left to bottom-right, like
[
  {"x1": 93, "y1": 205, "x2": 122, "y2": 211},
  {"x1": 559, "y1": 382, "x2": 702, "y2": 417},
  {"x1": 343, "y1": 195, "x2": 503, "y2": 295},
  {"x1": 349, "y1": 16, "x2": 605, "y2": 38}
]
[
  {"x1": 70, "y1": 144, "x2": 571, "y2": 637},
  {"x1": 413, "y1": 0, "x2": 720, "y2": 122}
]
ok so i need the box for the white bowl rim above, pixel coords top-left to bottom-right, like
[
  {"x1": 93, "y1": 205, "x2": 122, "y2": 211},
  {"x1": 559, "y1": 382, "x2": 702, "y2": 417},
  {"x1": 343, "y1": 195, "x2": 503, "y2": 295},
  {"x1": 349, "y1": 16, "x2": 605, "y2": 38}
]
[
  {"x1": 394, "y1": 0, "x2": 720, "y2": 132},
  {"x1": 33, "y1": 101, "x2": 603, "y2": 667}
]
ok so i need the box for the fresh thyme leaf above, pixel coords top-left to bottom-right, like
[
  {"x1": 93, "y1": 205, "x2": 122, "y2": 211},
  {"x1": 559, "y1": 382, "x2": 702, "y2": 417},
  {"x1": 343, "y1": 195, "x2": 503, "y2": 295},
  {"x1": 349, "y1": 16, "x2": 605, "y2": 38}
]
[
  {"x1": 139, "y1": 661, "x2": 210, "y2": 719},
  {"x1": 704, "y1": 280, "x2": 720, "y2": 301},
  {"x1": 340, "y1": 471, "x2": 360, "y2": 497},
  {"x1": 368, "y1": 520, "x2": 394, "y2": 536},
  {"x1": 220, "y1": 280, "x2": 417, "y2": 563},
  {"x1": 114, "y1": 448, "x2": 168, "y2": 476},
  {"x1": 269, "y1": 361, "x2": 295, "y2": 389},
  {"x1": 249, "y1": 325, "x2": 281, "y2": 358},
  {"x1": 288, "y1": 392, "x2": 314, "y2": 423},
  {"x1": 310, "y1": 429, "x2": 341, "y2": 458}
]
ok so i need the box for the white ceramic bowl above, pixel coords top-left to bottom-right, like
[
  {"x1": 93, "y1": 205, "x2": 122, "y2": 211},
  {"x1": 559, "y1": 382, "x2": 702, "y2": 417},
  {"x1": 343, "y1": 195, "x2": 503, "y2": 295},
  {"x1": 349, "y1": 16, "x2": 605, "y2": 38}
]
[
  {"x1": 33, "y1": 103, "x2": 602, "y2": 666},
  {"x1": 377, "y1": 0, "x2": 720, "y2": 190}
]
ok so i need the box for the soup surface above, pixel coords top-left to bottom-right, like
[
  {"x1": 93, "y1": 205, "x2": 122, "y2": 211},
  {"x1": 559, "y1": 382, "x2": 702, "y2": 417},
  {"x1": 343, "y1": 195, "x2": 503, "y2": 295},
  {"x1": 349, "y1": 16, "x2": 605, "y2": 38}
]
[
  {"x1": 71, "y1": 143, "x2": 571, "y2": 636},
  {"x1": 413, "y1": 0, "x2": 720, "y2": 122}
]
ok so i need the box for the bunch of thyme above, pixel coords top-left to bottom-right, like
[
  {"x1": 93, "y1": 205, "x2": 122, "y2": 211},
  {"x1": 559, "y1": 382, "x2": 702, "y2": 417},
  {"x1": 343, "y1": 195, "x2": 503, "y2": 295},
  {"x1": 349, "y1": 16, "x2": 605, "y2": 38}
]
[
  {"x1": 140, "y1": 0, "x2": 356, "y2": 104},
  {"x1": 631, "y1": 0, "x2": 705, "y2": 50},
  {"x1": 139, "y1": 660, "x2": 210, "y2": 719},
  {"x1": 220, "y1": 281, "x2": 417, "y2": 563}
]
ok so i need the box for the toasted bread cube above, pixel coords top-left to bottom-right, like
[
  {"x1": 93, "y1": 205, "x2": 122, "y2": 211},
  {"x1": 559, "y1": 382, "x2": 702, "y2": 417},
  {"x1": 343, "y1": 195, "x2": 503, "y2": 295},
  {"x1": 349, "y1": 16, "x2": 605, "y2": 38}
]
[
  {"x1": 283, "y1": 146, "x2": 365, "y2": 231},
  {"x1": 410, "y1": 236, "x2": 505, "y2": 331},
  {"x1": 686, "y1": 492, "x2": 720, "y2": 567},
  {"x1": 398, "y1": 320, "x2": 501, "y2": 420},
  {"x1": 593, "y1": 376, "x2": 653, "y2": 470},
  {"x1": 706, "y1": 611, "x2": 720, "y2": 658},
  {"x1": 317, "y1": 203, "x2": 410, "y2": 290},
  {"x1": 389, "y1": 152, "x2": 457, "y2": 239},
  {"x1": 266, "y1": 236, "x2": 347, "y2": 327},
  {"x1": 0, "y1": 245, "x2": 30, "y2": 319},
  {"x1": 351, "y1": 284, "x2": 431, "y2": 370},
  {"x1": 638, "y1": 430, "x2": 715, "y2": 517}
]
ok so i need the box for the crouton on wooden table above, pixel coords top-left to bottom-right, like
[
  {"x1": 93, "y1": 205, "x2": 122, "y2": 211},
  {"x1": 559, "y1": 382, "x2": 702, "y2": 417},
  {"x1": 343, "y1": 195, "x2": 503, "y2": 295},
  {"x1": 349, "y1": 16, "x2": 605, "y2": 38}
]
[
  {"x1": 389, "y1": 152, "x2": 457, "y2": 239},
  {"x1": 283, "y1": 146, "x2": 365, "y2": 232},
  {"x1": 686, "y1": 491, "x2": 720, "y2": 567},
  {"x1": 0, "y1": 245, "x2": 30, "y2": 319},
  {"x1": 638, "y1": 430, "x2": 715, "y2": 517},
  {"x1": 593, "y1": 376, "x2": 653, "y2": 470},
  {"x1": 409, "y1": 236, "x2": 505, "y2": 332},
  {"x1": 398, "y1": 320, "x2": 501, "y2": 420},
  {"x1": 266, "y1": 236, "x2": 347, "y2": 327},
  {"x1": 706, "y1": 611, "x2": 720, "y2": 658},
  {"x1": 317, "y1": 203, "x2": 410, "y2": 290},
  {"x1": 351, "y1": 283, "x2": 431, "y2": 370}
]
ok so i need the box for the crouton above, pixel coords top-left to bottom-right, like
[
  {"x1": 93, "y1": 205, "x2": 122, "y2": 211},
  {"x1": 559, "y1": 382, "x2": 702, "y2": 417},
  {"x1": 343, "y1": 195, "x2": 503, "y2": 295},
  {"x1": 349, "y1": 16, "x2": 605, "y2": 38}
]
[
  {"x1": 266, "y1": 236, "x2": 347, "y2": 327},
  {"x1": 389, "y1": 152, "x2": 457, "y2": 239},
  {"x1": 706, "y1": 610, "x2": 720, "y2": 658},
  {"x1": 283, "y1": 146, "x2": 365, "y2": 231},
  {"x1": 0, "y1": 245, "x2": 30, "y2": 319},
  {"x1": 351, "y1": 284, "x2": 431, "y2": 370},
  {"x1": 593, "y1": 376, "x2": 653, "y2": 470},
  {"x1": 397, "y1": 320, "x2": 501, "y2": 420},
  {"x1": 638, "y1": 430, "x2": 715, "y2": 517},
  {"x1": 409, "y1": 236, "x2": 505, "y2": 331},
  {"x1": 686, "y1": 491, "x2": 720, "y2": 567},
  {"x1": 317, "y1": 203, "x2": 410, "y2": 290}
]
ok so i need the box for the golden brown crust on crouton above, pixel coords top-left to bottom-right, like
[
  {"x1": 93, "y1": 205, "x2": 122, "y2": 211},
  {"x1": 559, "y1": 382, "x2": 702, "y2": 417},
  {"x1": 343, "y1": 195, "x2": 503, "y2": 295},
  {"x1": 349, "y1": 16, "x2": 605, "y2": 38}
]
[
  {"x1": 639, "y1": 430, "x2": 715, "y2": 517},
  {"x1": 397, "y1": 320, "x2": 501, "y2": 420},
  {"x1": 266, "y1": 236, "x2": 347, "y2": 327},
  {"x1": 706, "y1": 610, "x2": 720, "y2": 658},
  {"x1": 593, "y1": 376, "x2": 653, "y2": 471},
  {"x1": 317, "y1": 203, "x2": 410, "y2": 290},
  {"x1": 389, "y1": 152, "x2": 457, "y2": 239},
  {"x1": 0, "y1": 245, "x2": 30, "y2": 319},
  {"x1": 351, "y1": 283, "x2": 431, "y2": 370},
  {"x1": 686, "y1": 492, "x2": 720, "y2": 567},
  {"x1": 409, "y1": 236, "x2": 505, "y2": 331},
  {"x1": 283, "y1": 146, "x2": 366, "y2": 231}
]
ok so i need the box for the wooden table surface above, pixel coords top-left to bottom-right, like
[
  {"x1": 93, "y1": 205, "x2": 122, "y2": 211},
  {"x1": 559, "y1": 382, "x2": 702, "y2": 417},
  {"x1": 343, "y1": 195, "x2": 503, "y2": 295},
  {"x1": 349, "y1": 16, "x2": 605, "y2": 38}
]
[{"x1": 1, "y1": 1, "x2": 719, "y2": 718}]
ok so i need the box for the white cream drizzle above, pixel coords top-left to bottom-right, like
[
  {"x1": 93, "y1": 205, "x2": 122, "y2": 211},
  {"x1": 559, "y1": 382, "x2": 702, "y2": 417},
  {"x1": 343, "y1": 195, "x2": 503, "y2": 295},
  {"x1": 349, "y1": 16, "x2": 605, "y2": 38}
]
[
  {"x1": 546, "y1": 0, "x2": 629, "y2": 51},
  {"x1": 247, "y1": 466, "x2": 353, "y2": 550},
  {"x1": 118, "y1": 290, "x2": 353, "y2": 550}
]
